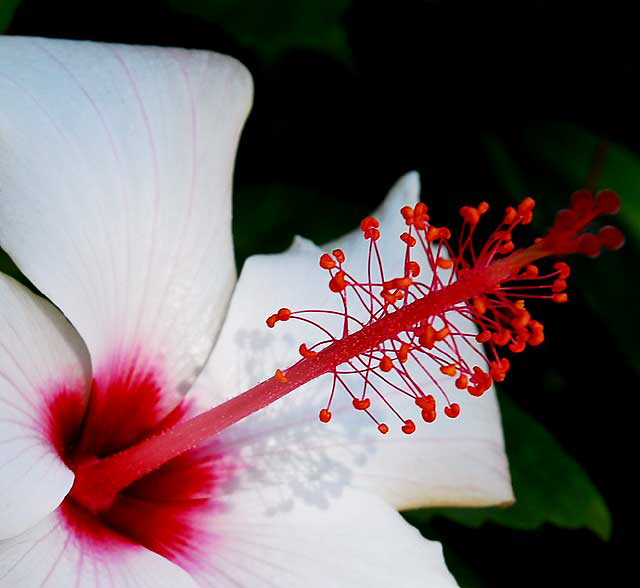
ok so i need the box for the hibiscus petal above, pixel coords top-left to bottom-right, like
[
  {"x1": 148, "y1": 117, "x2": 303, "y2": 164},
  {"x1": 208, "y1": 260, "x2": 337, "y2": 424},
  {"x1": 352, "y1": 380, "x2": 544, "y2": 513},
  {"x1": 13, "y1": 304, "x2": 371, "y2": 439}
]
[
  {"x1": 0, "y1": 36, "x2": 252, "y2": 397},
  {"x1": 190, "y1": 488, "x2": 458, "y2": 587},
  {"x1": 0, "y1": 510, "x2": 199, "y2": 587},
  {"x1": 195, "y1": 173, "x2": 513, "y2": 509},
  {"x1": 0, "y1": 274, "x2": 90, "y2": 539}
]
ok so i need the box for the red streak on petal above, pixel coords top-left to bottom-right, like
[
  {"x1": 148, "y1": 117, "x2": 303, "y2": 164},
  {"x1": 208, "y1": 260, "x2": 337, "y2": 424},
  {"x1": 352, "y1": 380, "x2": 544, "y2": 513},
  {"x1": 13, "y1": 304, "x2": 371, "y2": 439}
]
[{"x1": 44, "y1": 354, "x2": 234, "y2": 571}]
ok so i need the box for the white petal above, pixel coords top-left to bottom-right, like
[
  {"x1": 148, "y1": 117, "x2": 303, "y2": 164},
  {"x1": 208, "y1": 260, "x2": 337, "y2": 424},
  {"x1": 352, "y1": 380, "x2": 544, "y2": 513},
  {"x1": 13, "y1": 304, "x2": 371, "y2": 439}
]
[
  {"x1": 0, "y1": 36, "x2": 252, "y2": 397},
  {"x1": 0, "y1": 511, "x2": 199, "y2": 588},
  {"x1": 192, "y1": 488, "x2": 458, "y2": 588},
  {"x1": 195, "y1": 173, "x2": 513, "y2": 509},
  {"x1": 0, "y1": 274, "x2": 91, "y2": 539}
]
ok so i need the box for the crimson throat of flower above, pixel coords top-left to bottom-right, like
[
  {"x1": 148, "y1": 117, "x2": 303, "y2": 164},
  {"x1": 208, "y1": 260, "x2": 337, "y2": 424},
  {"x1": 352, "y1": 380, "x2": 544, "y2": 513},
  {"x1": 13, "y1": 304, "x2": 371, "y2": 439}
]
[{"x1": 70, "y1": 188, "x2": 623, "y2": 513}]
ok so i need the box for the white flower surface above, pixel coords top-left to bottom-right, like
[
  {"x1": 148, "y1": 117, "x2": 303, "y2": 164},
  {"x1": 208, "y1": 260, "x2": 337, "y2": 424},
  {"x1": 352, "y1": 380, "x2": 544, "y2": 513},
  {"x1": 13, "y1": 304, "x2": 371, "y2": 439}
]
[{"x1": 0, "y1": 36, "x2": 512, "y2": 588}]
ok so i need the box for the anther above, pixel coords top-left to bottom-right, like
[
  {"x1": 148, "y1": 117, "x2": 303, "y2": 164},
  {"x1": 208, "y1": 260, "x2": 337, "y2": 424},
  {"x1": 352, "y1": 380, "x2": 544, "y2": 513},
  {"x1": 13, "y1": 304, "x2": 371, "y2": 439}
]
[
  {"x1": 379, "y1": 355, "x2": 393, "y2": 372},
  {"x1": 378, "y1": 423, "x2": 389, "y2": 434},
  {"x1": 329, "y1": 270, "x2": 348, "y2": 292},
  {"x1": 299, "y1": 343, "x2": 318, "y2": 359},
  {"x1": 319, "y1": 408, "x2": 332, "y2": 423},
  {"x1": 401, "y1": 232, "x2": 417, "y2": 247},
  {"x1": 440, "y1": 364, "x2": 457, "y2": 377},
  {"x1": 275, "y1": 369, "x2": 287, "y2": 383},
  {"x1": 402, "y1": 419, "x2": 417, "y2": 434},
  {"x1": 552, "y1": 293, "x2": 568, "y2": 303},
  {"x1": 320, "y1": 253, "x2": 336, "y2": 269},
  {"x1": 333, "y1": 249, "x2": 346, "y2": 263},
  {"x1": 444, "y1": 403, "x2": 461, "y2": 418},
  {"x1": 353, "y1": 398, "x2": 371, "y2": 411}
]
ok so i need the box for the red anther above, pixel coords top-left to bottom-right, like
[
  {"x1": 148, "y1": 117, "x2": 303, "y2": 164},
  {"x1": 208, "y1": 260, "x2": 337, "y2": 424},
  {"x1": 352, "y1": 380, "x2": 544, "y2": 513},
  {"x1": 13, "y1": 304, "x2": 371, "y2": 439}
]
[
  {"x1": 406, "y1": 260, "x2": 421, "y2": 277},
  {"x1": 266, "y1": 314, "x2": 278, "y2": 328},
  {"x1": 419, "y1": 325, "x2": 436, "y2": 349},
  {"x1": 379, "y1": 355, "x2": 393, "y2": 372},
  {"x1": 394, "y1": 290, "x2": 405, "y2": 302},
  {"x1": 553, "y1": 261, "x2": 570, "y2": 279},
  {"x1": 493, "y1": 329, "x2": 512, "y2": 346},
  {"x1": 570, "y1": 189, "x2": 595, "y2": 213},
  {"x1": 444, "y1": 403, "x2": 461, "y2": 418},
  {"x1": 512, "y1": 310, "x2": 531, "y2": 329},
  {"x1": 473, "y1": 297, "x2": 487, "y2": 315},
  {"x1": 596, "y1": 189, "x2": 621, "y2": 214},
  {"x1": 551, "y1": 279, "x2": 567, "y2": 293},
  {"x1": 360, "y1": 216, "x2": 380, "y2": 232},
  {"x1": 524, "y1": 264, "x2": 539, "y2": 278},
  {"x1": 275, "y1": 369, "x2": 287, "y2": 383},
  {"x1": 518, "y1": 197, "x2": 536, "y2": 212},
  {"x1": 397, "y1": 342, "x2": 411, "y2": 363},
  {"x1": 437, "y1": 257, "x2": 454, "y2": 269},
  {"x1": 468, "y1": 367, "x2": 492, "y2": 397},
  {"x1": 401, "y1": 205, "x2": 415, "y2": 225},
  {"x1": 489, "y1": 358, "x2": 510, "y2": 382},
  {"x1": 401, "y1": 232, "x2": 417, "y2": 247},
  {"x1": 439, "y1": 227, "x2": 452, "y2": 239},
  {"x1": 415, "y1": 394, "x2": 436, "y2": 410},
  {"x1": 299, "y1": 343, "x2": 318, "y2": 359},
  {"x1": 413, "y1": 202, "x2": 429, "y2": 229},
  {"x1": 277, "y1": 308, "x2": 292, "y2": 321},
  {"x1": 440, "y1": 364, "x2": 457, "y2": 377},
  {"x1": 517, "y1": 197, "x2": 536, "y2": 224},
  {"x1": 477, "y1": 202, "x2": 490, "y2": 215},
  {"x1": 333, "y1": 249, "x2": 346, "y2": 263},
  {"x1": 352, "y1": 398, "x2": 371, "y2": 411},
  {"x1": 552, "y1": 292, "x2": 568, "y2": 303},
  {"x1": 498, "y1": 241, "x2": 515, "y2": 254},
  {"x1": 319, "y1": 408, "x2": 332, "y2": 423},
  {"x1": 578, "y1": 234, "x2": 601, "y2": 257},
  {"x1": 460, "y1": 206, "x2": 480, "y2": 225},
  {"x1": 378, "y1": 423, "x2": 389, "y2": 434},
  {"x1": 381, "y1": 290, "x2": 396, "y2": 305},
  {"x1": 599, "y1": 226, "x2": 625, "y2": 250},
  {"x1": 555, "y1": 209, "x2": 577, "y2": 230},
  {"x1": 503, "y1": 206, "x2": 517, "y2": 224},
  {"x1": 436, "y1": 326, "x2": 451, "y2": 341},
  {"x1": 476, "y1": 330, "x2": 492, "y2": 343},
  {"x1": 455, "y1": 374, "x2": 469, "y2": 389},
  {"x1": 395, "y1": 276, "x2": 413, "y2": 289},
  {"x1": 414, "y1": 202, "x2": 428, "y2": 217},
  {"x1": 529, "y1": 321, "x2": 545, "y2": 346},
  {"x1": 363, "y1": 228, "x2": 380, "y2": 241},
  {"x1": 319, "y1": 253, "x2": 336, "y2": 269},
  {"x1": 329, "y1": 270, "x2": 348, "y2": 292},
  {"x1": 402, "y1": 419, "x2": 417, "y2": 434},
  {"x1": 421, "y1": 408, "x2": 436, "y2": 423},
  {"x1": 508, "y1": 337, "x2": 527, "y2": 353}
]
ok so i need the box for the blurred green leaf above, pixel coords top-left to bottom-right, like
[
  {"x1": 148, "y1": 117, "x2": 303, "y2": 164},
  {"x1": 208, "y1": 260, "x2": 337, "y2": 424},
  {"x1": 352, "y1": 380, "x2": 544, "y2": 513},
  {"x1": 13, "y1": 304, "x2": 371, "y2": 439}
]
[
  {"x1": 404, "y1": 393, "x2": 611, "y2": 540},
  {"x1": 484, "y1": 129, "x2": 640, "y2": 369},
  {"x1": 0, "y1": 0, "x2": 21, "y2": 32},
  {"x1": 167, "y1": 0, "x2": 351, "y2": 63}
]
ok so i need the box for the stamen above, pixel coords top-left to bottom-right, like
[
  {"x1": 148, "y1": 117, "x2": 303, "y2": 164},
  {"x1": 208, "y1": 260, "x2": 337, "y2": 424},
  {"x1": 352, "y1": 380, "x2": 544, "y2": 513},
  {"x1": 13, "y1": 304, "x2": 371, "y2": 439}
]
[{"x1": 70, "y1": 188, "x2": 623, "y2": 512}]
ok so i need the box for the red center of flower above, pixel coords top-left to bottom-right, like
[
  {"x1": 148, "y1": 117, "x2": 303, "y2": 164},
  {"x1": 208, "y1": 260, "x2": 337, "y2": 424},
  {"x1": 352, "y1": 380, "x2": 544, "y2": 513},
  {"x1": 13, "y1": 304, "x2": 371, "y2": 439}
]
[{"x1": 45, "y1": 358, "x2": 229, "y2": 568}]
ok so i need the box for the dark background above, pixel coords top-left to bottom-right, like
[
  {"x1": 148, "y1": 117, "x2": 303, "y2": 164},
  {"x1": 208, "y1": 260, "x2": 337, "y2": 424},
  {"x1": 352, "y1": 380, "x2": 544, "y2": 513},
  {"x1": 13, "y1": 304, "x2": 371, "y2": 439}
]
[{"x1": 4, "y1": 1, "x2": 637, "y2": 585}]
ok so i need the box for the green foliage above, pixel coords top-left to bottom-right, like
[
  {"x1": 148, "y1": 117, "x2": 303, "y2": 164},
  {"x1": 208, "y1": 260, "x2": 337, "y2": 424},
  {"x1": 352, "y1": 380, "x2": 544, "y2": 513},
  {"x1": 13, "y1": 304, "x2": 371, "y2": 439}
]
[
  {"x1": 166, "y1": 0, "x2": 351, "y2": 63},
  {"x1": 404, "y1": 393, "x2": 611, "y2": 540},
  {"x1": 0, "y1": 0, "x2": 21, "y2": 32}
]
